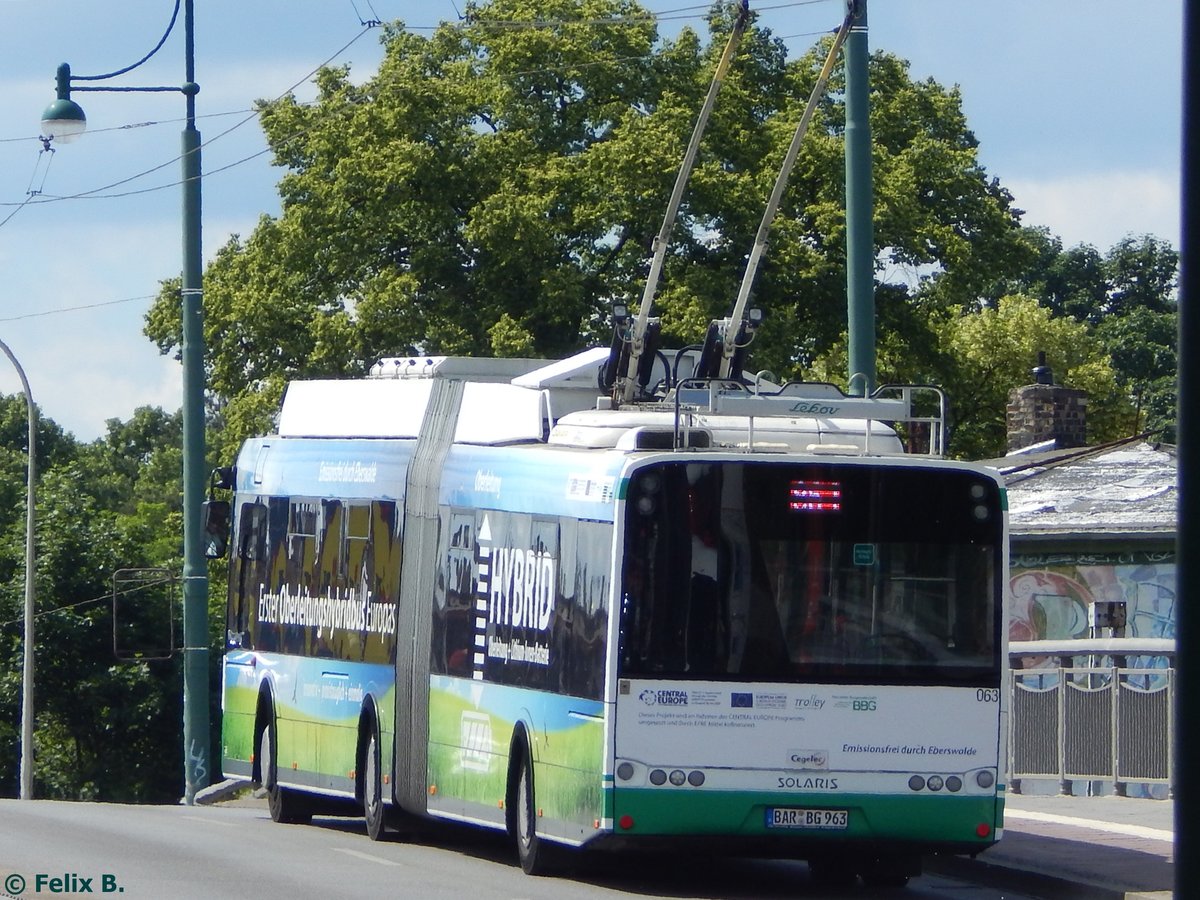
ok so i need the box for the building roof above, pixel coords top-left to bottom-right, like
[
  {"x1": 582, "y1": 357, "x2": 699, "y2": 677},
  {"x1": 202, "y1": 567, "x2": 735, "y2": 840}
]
[{"x1": 985, "y1": 440, "x2": 1177, "y2": 540}]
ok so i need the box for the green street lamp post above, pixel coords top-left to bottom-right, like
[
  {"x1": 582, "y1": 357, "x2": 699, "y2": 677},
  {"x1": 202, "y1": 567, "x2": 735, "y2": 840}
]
[
  {"x1": 0, "y1": 339, "x2": 36, "y2": 801},
  {"x1": 40, "y1": 0, "x2": 209, "y2": 804},
  {"x1": 844, "y1": 0, "x2": 875, "y2": 396}
]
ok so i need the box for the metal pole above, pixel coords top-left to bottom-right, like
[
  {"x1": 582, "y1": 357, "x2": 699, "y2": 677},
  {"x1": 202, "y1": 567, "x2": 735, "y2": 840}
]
[
  {"x1": 720, "y1": 13, "x2": 853, "y2": 378},
  {"x1": 619, "y1": 1, "x2": 749, "y2": 404},
  {"x1": 0, "y1": 338, "x2": 37, "y2": 800},
  {"x1": 1175, "y1": 0, "x2": 1197, "y2": 892},
  {"x1": 179, "y1": 0, "x2": 209, "y2": 804},
  {"x1": 843, "y1": 0, "x2": 875, "y2": 395}
]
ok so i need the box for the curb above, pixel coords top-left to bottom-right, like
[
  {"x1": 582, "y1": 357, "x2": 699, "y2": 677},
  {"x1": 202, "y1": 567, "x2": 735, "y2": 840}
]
[
  {"x1": 926, "y1": 853, "x2": 1138, "y2": 900},
  {"x1": 189, "y1": 778, "x2": 250, "y2": 806}
]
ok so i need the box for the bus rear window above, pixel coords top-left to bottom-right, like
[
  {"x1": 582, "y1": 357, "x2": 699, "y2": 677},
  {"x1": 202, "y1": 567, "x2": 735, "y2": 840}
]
[{"x1": 617, "y1": 461, "x2": 1001, "y2": 684}]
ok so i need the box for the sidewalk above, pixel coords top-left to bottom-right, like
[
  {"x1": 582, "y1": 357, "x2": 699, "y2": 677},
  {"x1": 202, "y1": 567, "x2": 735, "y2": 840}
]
[{"x1": 928, "y1": 792, "x2": 1174, "y2": 899}]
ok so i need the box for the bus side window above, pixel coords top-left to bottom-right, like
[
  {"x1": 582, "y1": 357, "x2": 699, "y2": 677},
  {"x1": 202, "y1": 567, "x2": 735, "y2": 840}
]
[
  {"x1": 343, "y1": 504, "x2": 372, "y2": 590},
  {"x1": 233, "y1": 502, "x2": 269, "y2": 639},
  {"x1": 442, "y1": 512, "x2": 475, "y2": 676},
  {"x1": 239, "y1": 502, "x2": 268, "y2": 561},
  {"x1": 287, "y1": 501, "x2": 318, "y2": 588}
]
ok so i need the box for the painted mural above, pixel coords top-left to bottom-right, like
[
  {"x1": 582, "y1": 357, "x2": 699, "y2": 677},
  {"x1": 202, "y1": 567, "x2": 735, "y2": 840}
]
[{"x1": 1009, "y1": 551, "x2": 1176, "y2": 666}]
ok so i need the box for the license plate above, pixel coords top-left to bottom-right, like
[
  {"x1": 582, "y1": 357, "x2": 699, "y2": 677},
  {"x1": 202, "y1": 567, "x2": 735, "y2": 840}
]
[{"x1": 766, "y1": 807, "x2": 849, "y2": 830}]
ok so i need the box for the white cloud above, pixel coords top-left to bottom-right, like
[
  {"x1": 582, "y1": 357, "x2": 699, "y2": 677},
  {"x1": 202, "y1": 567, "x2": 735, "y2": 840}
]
[{"x1": 1006, "y1": 170, "x2": 1180, "y2": 252}]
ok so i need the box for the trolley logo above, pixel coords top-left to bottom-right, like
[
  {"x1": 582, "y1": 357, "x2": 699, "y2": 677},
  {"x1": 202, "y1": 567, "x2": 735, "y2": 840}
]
[
  {"x1": 639, "y1": 689, "x2": 688, "y2": 707},
  {"x1": 793, "y1": 694, "x2": 826, "y2": 710}
]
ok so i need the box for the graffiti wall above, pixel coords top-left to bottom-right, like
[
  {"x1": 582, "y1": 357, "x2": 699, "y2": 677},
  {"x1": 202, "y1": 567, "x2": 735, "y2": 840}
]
[{"x1": 1009, "y1": 551, "x2": 1176, "y2": 647}]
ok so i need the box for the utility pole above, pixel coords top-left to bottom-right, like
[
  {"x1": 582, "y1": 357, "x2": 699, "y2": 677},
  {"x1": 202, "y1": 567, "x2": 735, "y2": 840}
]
[{"x1": 844, "y1": 0, "x2": 875, "y2": 396}]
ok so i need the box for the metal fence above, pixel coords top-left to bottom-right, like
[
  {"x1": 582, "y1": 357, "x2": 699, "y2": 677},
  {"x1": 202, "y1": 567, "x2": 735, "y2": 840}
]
[{"x1": 1008, "y1": 647, "x2": 1174, "y2": 795}]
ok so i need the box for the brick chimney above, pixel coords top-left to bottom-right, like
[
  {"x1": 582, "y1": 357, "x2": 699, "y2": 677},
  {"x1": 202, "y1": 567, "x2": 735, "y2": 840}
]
[{"x1": 1006, "y1": 352, "x2": 1087, "y2": 451}]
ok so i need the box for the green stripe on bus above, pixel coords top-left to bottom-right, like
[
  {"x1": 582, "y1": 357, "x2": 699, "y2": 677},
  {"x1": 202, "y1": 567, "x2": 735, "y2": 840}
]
[{"x1": 612, "y1": 789, "x2": 1001, "y2": 843}]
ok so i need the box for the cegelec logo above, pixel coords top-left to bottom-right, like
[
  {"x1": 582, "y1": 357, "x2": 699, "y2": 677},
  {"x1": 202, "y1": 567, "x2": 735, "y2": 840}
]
[{"x1": 4, "y1": 872, "x2": 125, "y2": 895}]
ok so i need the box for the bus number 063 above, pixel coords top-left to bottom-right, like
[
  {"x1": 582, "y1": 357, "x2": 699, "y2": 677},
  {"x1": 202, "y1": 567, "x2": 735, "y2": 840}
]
[{"x1": 976, "y1": 688, "x2": 1000, "y2": 703}]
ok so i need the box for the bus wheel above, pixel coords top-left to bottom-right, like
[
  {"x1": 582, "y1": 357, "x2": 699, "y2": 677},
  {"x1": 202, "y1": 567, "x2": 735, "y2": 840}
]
[
  {"x1": 363, "y1": 727, "x2": 386, "y2": 841},
  {"x1": 513, "y1": 750, "x2": 548, "y2": 875},
  {"x1": 260, "y1": 719, "x2": 310, "y2": 825}
]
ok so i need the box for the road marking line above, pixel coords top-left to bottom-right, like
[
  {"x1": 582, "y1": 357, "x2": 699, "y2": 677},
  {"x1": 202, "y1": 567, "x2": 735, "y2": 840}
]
[
  {"x1": 333, "y1": 848, "x2": 405, "y2": 867},
  {"x1": 179, "y1": 815, "x2": 238, "y2": 827},
  {"x1": 1005, "y1": 809, "x2": 1173, "y2": 843}
]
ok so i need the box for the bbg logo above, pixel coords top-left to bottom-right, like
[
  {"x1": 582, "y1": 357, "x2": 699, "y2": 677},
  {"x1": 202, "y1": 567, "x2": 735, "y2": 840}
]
[{"x1": 852, "y1": 699, "x2": 877, "y2": 712}]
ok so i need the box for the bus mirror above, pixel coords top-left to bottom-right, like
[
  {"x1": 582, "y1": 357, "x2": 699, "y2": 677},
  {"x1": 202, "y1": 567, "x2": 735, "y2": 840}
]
[
  {"x1": 211, "y1": 466, "x2": 236, "y2": 490},
  {"x1": 203, "y1": 499, "x2": 231, "y2": 559}
]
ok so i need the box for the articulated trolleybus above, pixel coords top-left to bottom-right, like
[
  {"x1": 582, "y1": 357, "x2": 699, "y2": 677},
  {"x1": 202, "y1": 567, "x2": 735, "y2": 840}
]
[{"x1": 215, "y1": 348, "x2": 1007, "y2": 884}]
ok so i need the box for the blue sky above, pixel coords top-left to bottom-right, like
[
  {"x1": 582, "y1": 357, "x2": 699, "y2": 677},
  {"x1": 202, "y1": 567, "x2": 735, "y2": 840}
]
[{"x1": 0, "y1": 0, "x2": 1183, "y2": 441}]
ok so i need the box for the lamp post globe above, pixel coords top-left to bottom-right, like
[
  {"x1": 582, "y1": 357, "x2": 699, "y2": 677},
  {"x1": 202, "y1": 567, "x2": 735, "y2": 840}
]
[{"x1": 39, "y1": 97, "x2": 87, "y2": 143}]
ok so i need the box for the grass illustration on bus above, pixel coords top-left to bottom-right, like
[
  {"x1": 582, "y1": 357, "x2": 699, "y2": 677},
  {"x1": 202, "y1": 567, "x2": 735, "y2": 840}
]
[{"x1": 204, "y1": 2, "x2": 1007, "y2": 888}]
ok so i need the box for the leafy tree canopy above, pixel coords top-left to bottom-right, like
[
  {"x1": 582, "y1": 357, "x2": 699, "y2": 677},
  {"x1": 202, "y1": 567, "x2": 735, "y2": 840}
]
[
  {"x1": 0, "y1": 405, "x2": 188, "y2": 802},
  {"x1": 145, "y1": 0, "x2": 1026, "y2": 457}
]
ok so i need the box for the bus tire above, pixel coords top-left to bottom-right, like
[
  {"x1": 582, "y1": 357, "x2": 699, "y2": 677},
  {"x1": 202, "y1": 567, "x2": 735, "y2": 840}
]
[
  {"x1": 510, "y1": 745, "x2": 549, "y2": 875},
  {"x1": 363, "y1": 725, "x2": 386, "y2": 841},
  {"x1": 260, "y1": 713, "x2": 311, "y2": 825}
]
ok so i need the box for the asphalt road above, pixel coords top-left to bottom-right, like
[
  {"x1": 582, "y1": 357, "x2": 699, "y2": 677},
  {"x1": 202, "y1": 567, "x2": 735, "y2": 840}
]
[{"x1": 0, "y1": 799, "x2": 1042, "y2": 899}]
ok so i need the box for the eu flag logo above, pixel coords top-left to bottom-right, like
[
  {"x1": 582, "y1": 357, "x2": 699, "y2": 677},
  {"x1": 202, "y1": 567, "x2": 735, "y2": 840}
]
[{"x1": 731, "y1": 692, "x2": 754, "y2": 708}]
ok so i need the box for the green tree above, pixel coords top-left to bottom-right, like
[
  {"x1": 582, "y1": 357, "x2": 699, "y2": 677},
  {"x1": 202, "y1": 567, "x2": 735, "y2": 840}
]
[
  {"x1": 1095, "y1": 304, "x2": 1178, "y2": 440},
  {"x1": 938, "y1": 295, "x2": 1127, "y2": 458},
  {"x1": 994, "y1": 227, "x2": 1108, "y2": 322},
  {"x1": 996, "y1": 232, "x2": 1178, "y2": 441},
  {"x1": 0, "y1": 406, "x2": 186, "y2": 802},
  {"x1": 145, "y1": 0, "x2": 1026, "y2": 454}
]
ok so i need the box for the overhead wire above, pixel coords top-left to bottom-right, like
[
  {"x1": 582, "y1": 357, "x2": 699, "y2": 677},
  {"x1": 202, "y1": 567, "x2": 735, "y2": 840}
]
[
  {"x1": 0, "y1": 577, "x2": 174, "y2": 632},
  {"x1": 0, "y1": 1, "x2": 839, "y2": 220},
  {"x1": 3, "y1": 2, "x2": 831, "y2": 200},
  {"x1": 0, "y1": 294, "x2": 157, "y2": 324},
  {"x1": 20, "y1": 24, "x2": 380, "y2": 206}
]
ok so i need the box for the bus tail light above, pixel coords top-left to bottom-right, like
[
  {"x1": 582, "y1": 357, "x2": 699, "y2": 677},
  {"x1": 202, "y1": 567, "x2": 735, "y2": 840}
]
[
  {"x1": 619, "y1": 814, "x2": 635, "y2": 830},
  {"x1": 976, "y1": 822, "x2": 991, "y2": 838}
]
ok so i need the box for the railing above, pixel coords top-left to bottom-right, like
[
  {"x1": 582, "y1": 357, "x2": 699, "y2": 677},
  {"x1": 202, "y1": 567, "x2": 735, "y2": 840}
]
[
  {"x1": 1008, "y1": 639, "x2": 1175, "y2": 797},
  {"x1": 672, "y1": 378, "x2": 947, "y2": 456}
]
